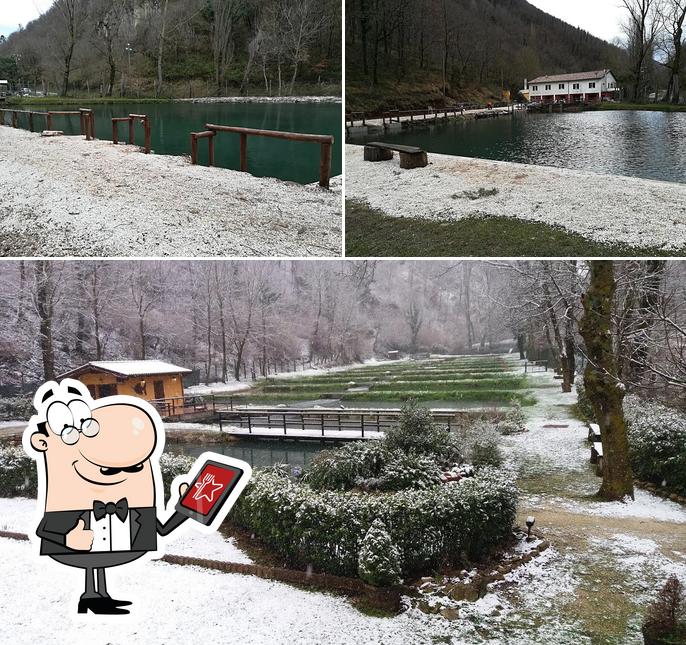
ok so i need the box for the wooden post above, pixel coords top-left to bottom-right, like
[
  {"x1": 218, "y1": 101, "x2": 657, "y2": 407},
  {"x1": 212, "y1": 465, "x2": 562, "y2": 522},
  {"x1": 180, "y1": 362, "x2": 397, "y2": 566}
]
[
  {"x1": 47, "y1": 113, "x2": 52, "y2": 130},
  {"x1": 283, "y1": 414, "x2": 287, "y2": 436},
  {"x1": 28, "y1": 112, "x2": 34, "y2": 132},
  {"x1": 128, "y1": 117, "x2": 134, "y2": 145},
  {"x1": 319, "y1": 142, "x2": 332, "y2": 189},
  {"x1": 239, "y1": 133, "x2": 248, "y2": 172},
  {"x1": 144, "y1": 118, "x2": 151, "y2": 154},
  {"x1": 208, "y1": 133, "x2": 215, "y2": 167},
  {"x1": 112, "y1": 120, "x2": 119, "y2": 145},
  {"x1": 191, "y1": 134, "x2": 198, "y2": 165},
  {"x1": 12, "y1": 111, "x2": 17, "y2": 128}
]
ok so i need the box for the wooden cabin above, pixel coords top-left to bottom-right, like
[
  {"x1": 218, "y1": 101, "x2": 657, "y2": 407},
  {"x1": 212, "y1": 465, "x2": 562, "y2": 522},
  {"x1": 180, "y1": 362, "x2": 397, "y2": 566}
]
[{"x1": 59, "y1": 360, "x2": 192, "y2": 402}]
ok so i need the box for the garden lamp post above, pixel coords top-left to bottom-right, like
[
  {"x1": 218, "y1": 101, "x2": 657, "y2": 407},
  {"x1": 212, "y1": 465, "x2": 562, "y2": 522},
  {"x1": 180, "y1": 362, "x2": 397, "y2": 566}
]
[{"x1": 526, "y1": 516, "x2": 536, "y2": 541}]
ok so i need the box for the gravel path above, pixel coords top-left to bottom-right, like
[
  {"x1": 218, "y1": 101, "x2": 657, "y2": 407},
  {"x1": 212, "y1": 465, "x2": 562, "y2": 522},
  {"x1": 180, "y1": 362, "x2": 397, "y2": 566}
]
[
  {"x1": 0, "y1": 127, "x2": 342, "y2": 257},
  {"x1": 345, "y1": 144, "x2": 686, "y2": 251}
]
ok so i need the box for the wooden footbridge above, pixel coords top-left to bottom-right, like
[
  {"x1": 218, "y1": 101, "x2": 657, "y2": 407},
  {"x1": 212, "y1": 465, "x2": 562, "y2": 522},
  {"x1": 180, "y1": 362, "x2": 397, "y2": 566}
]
[{"x1": 152, "y1": 395, "x2": 469, "y2": 442}]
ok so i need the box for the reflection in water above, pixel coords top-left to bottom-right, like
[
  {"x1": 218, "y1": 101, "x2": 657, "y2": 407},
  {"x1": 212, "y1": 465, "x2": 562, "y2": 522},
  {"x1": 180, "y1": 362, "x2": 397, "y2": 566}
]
[
  {"x1": 170, "y1": 439, "x2": 333, "y2": 469},
  {"x1": 22, "y1": 102, "x2": 342, "y2": 184},
  {"x1": 351, "y1": 111, "x2": 686, "y2": 184}
]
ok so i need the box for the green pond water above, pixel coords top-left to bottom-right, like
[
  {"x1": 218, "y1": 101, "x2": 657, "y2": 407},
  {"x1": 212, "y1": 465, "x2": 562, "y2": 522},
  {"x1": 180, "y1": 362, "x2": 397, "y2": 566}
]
[
  {"x1": 170, "y1": 438, "x2": 330, "y2": 469},
  {"x1": 349, "y1": 110, "x2": 686, "y2": 184},
  {"x1": 20, "y1": 101, "x2": 342, "y2": 184}
]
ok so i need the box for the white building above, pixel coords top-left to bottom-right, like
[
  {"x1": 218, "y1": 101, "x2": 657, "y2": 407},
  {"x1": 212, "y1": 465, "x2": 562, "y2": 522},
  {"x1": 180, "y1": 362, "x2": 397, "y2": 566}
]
[
  {"x1": 524, "y1": 70, "x2": 619, "y2": 104},
  {"x1": 0, "y1": 80, "x2": 8, "y2": 98}
]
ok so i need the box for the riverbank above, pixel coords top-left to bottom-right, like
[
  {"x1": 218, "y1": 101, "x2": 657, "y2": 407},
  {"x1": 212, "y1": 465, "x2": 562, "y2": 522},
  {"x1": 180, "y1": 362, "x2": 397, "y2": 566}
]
[
  {"x1": 345, "y1": 144, "x2": 686, "y2": 255},
  {"x1": 0, "y1": 128, "x2": 342, "y2": 257},
  {"x1": 7, "y1": 94, "x2": 342, "y2": 106},
  {"x1": 177, "y1": 96, "x2": 341, "y2": 104}
]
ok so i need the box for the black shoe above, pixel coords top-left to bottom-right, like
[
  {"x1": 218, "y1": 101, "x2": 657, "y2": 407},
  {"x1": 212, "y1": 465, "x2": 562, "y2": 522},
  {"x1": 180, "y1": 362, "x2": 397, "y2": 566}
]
[
  {"x1": 77, "y1": 598, "x2": 130, "y2": 615},
  {"x1": 99, "y1": 595, "x2": 132, "y2": 607}
]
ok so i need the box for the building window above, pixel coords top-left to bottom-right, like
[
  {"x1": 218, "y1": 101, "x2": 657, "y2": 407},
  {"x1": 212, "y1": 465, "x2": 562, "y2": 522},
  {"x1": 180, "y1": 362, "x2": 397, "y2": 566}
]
[
  {"x1": 589, "y1": 82, "x2": 596, "y2": 89},
  {"x1": 545, "y1": 84, "x2": 551, "y2": 90},
  {"x1": 532, "y1": 85, "x2": 538, "y2": 91},
  {"x1": 559, "y1": 84, "x2": 565, "y2": 90},
  {"x1": 573, "y1": 83, "x2": 580, "y2": 90}
]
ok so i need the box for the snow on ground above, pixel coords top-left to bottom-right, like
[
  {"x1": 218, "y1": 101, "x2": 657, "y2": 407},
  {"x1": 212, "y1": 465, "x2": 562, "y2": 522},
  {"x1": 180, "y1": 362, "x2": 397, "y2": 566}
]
[
  {"x1": 0, "y1": 127, "x2": 342, "y2": 257},
  {"x1": 184, "y1": 382, "x2": 253, "y2": 396},
  {"x1": 345, "y1": 143, "x2": 686, "y2": 251},
  {"x1": 0, "y1": 497, "x2": 251, "y2": 564}
]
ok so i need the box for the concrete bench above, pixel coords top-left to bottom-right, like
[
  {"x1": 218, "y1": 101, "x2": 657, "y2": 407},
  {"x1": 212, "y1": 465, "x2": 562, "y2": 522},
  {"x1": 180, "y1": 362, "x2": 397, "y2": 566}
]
[
  {"x1": 363, "y1": 142, "x2": 428, "y2": 169},
  {"x1": 587, "y1": 423, "x2": 601, "y2": 443}
]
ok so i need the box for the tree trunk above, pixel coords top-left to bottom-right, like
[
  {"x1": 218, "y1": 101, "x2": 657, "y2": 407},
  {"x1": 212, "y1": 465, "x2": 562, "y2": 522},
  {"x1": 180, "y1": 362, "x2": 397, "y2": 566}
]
[
  {"x1": 156, "y1": 0, "x2": 169, "y2": 98},
  {"x1": 580, "y1": 261, "x2": 634, "y2": 501},
  {"x1": 35, "y1": 261, "x2": 56, "y2": 381}
]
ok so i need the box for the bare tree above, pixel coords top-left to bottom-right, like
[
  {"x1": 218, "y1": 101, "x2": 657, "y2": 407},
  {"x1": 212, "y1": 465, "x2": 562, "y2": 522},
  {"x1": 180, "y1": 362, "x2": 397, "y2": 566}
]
[
  {"x1": 53, "y1": 0, "x2": 86, "y2": 96},
  {"x1": 212, "y1": 0, "x2": 242, "y2": 96},
  {"x1": 622, "y1": 0, "x2": 662, "y2": 102},
  {"x1": 659, "y1": 0, "x2": 686, "y2": 103}
]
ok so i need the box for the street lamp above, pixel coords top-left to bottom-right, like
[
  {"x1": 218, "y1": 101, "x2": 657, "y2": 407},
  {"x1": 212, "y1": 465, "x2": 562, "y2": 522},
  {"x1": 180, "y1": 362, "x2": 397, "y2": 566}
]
[{"x1": 526, "y1": 516, "x2": 536, "y2": 542}]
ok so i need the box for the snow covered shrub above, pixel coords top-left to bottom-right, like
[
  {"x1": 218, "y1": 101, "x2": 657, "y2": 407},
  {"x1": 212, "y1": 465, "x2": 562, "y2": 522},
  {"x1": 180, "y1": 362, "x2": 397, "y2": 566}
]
[
  {"x1": 361, "y1": 451, "x2": 442, "y2": 491},
  {"x1": 496, "y1": 398, "x2": 528, "y2": 435},
  {"x1": 233, "y1": 467, "x2": 517, "y2": 579},
  {"x1": 0, "y1": 396, "x2": 33, "y2": 422},
  {"x1": 384, "y1": 400, "x2": 463, "y2": 462},
  {"x1": 358, "y1": 518, "x2": 402, "y2": 586},
  {"x1": 643, "y1": 575, "x2": 686, "y2": 642},
  {"x1": 0, "y1": 445, "x2": 38, "y2": 497},
  {"x1": 303, "y1": 441, "x2": 387, "y2": 491},
  {"x1": 460, "y1": 421, "x2": 504, "y2": 468},
  {"x1": 624, "y1": 396, "x2": 686, "y2": 493},
  {"x1": 158, "y1": 453, "x2": 195, "y2": 498}
]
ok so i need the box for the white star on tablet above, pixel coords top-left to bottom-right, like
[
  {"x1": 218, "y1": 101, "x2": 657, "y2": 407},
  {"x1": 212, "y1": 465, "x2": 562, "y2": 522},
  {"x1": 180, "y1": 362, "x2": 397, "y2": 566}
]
[{"x1": 192, "y1": 473, "x2": 224, "y2": 503}]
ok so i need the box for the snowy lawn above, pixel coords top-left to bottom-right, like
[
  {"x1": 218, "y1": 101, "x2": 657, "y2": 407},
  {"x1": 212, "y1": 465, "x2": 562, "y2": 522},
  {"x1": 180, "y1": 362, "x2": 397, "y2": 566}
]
[
  {"x1": 0, "y1": 127, "x2": 342, "y2": 257},
  {"x1": 345, "y1": 144, "x2": 686, "y2": 251}
]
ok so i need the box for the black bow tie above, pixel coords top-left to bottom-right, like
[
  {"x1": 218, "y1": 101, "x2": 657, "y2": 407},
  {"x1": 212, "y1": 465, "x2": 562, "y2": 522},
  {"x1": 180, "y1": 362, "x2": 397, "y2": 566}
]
[{"x1": 93, "y1": 498, "x2": 129, "y2": 522}]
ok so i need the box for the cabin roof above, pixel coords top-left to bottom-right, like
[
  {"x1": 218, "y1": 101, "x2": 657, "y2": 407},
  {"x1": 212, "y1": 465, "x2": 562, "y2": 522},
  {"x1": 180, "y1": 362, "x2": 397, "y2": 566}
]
[
  {"x1": 59, "y1": 360, "x2": 192, "y2": 379},
  {"x1": 529, "y1": 70, "x2": 613, "y2": 84}
]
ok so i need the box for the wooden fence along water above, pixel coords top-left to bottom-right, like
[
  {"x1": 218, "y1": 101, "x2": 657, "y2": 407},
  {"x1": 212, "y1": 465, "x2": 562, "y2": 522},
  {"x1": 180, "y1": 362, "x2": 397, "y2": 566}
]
[
  {"x1": 190, "y1": 124, "x2": 335, "y2": 188},
  {"x1": 112, "y1": 113, "x2": 152, "y2": 154},
  {"x1": 0, "y1": 108, "x2": 94, "y2": 139}
]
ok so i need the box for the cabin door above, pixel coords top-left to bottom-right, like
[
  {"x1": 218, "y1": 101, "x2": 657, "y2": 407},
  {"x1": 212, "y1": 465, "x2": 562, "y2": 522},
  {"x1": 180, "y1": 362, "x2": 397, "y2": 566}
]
[{"x1": 153, "y1": 380, "x2": 165, "y2": 400}]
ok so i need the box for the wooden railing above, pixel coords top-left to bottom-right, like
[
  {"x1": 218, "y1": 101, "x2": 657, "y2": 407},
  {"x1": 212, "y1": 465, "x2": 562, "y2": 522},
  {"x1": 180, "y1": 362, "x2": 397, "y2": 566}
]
[
  {"x1": 190, "y1": 124, "x2": 335, "y2": 189},
  {"x1": 217, "y1": 408, "x2": 465, "y2": 439},
  {"x1": 0, "y1": 108, "x2": 49, "y2": 132},
  {"x1": 151, "y1": 395, "x2": 216, "y2": 418},
  {"x1": 1, "y1": 107, "x2": 95, "y2": 139},
  {"x1": 112, "y1": 113, "x2": 151, "y2": 154},
  {"x1": 524, "y1": 360, "x2": 549, "y2": 373}
]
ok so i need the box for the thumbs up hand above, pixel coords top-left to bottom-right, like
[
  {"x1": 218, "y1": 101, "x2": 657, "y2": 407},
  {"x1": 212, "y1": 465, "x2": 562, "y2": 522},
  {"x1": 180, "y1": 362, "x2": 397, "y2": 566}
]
[{"x1": 66, "y1": 519, "x2": 94, "y2": 551}]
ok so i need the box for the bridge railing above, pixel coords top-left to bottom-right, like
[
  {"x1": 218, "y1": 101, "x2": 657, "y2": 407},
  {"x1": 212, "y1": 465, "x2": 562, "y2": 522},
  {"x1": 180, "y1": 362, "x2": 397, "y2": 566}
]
[
  {"x1": 217, "y1": 408, "x2": 463, "y2": 439},
  {"x1": 151, "y1": 395, "x2": 216, "y2": 418},
  {"x1": 190, "y1": 124, "x2": 335, "y2": 189}
]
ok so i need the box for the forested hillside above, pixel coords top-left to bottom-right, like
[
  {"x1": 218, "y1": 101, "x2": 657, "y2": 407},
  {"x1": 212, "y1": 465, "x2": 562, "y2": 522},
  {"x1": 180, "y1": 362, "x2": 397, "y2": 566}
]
[
  {"x1": 0, "y1": 0, "x2": 341, "y2": 99},
  {"x1": 346, "y1": 0, "x2": 628, "y2": 112}
]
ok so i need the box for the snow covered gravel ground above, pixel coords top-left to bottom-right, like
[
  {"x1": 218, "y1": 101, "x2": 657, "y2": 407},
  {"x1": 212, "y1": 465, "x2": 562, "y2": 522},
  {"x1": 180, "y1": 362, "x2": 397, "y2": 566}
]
[
  {"x1": 0, "y1": 127, "x2": 342, "y2": 257},
  {"x1": 345, "y1": 143, "x2": 686, "y2": 251}
]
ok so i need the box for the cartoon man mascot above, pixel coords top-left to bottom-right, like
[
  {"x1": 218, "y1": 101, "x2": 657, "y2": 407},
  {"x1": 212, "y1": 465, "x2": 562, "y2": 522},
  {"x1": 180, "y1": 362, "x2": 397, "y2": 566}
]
[{"x1": 23, "y1": 379, "x2": 250, "y2": 615}]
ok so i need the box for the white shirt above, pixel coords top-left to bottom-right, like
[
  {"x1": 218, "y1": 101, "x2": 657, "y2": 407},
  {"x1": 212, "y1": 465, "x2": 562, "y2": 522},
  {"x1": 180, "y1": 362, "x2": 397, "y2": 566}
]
[{"x1": 90, "y1": 510, "x2": 132, "y2": 552}]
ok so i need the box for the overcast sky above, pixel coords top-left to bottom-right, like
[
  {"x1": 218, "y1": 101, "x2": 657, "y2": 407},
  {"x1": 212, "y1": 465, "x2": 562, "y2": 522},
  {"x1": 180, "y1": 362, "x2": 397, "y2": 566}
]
[
  {"x1": 0, "y1": 0, "x2": 53, "y2": 39},
  {"x1": 527, "y1": 0, "x2": 626, "y2": 43}
]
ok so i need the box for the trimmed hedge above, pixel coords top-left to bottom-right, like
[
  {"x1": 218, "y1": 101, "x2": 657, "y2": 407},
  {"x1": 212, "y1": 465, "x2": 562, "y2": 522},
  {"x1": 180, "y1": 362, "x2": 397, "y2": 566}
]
[
  {"x1": 625, "y1": 396, "x2": 686, "y2": 494},
  {"x1": 233, "y1": 466, "x2": 517, "y2": 578},
  {"x1": 0, "y1": 446, "x2": 194, "y2": 499},
  {"x1": 0, "y1": 396, "x2": 33, "y2": 422}
]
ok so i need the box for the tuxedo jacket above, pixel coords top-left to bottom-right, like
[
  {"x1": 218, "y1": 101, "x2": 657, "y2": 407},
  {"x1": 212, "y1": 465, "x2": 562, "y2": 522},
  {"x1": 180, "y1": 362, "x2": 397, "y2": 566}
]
[{"x1": 36, "y1": 507, "x2": 184, "y2": 556}]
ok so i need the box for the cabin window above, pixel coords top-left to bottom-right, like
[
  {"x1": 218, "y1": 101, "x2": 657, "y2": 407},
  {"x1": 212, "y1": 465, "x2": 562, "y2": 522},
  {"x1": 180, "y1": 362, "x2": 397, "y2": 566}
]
[
  {"x1": 545, "y1": 84, "x2": 551, "y2": 90},
  {"x1": 558, "y1": 84, "x2": 565, "y2": 90},
  {"x1": 573, "y1": 83, "x2": 580, "y2": 90},
  {"x1": 532, "y1": 85, "x2": 538, "y2": 91},
  {"x1": 98, "y1": 383, "x2": 118, "y2": 398},
  {"x1": 589, "y1": 82, "x2": 596, "y2": 89}
]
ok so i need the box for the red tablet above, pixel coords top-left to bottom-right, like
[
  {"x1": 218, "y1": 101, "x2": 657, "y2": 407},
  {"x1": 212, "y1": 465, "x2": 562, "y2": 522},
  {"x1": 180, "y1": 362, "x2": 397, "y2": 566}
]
[{"x1": 175, "y1": 459, "x2": 246, "y2": 526}]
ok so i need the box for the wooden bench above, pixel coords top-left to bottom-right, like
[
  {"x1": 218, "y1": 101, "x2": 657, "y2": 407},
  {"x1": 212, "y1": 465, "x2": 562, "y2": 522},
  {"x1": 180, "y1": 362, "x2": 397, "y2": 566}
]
[{"x1": 363, "y1": 142, "x2": 428, "y2": 169}]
